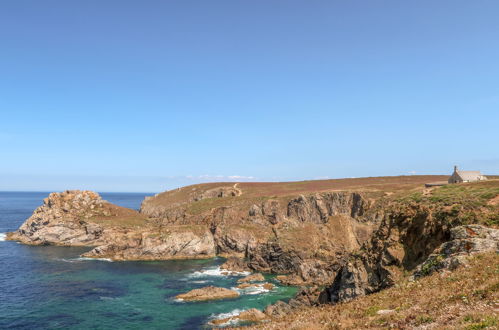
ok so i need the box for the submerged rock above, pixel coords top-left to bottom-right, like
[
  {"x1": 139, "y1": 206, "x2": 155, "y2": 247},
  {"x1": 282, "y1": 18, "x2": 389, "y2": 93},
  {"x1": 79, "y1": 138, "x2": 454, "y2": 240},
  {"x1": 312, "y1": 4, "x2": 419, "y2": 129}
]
[{"x1": 175, "y1": 286, "x2": 239, "y2": 302}]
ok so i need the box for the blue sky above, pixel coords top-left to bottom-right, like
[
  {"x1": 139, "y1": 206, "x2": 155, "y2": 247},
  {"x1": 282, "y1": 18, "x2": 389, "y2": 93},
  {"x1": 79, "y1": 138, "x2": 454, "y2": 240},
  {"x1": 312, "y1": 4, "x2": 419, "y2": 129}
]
[{"x1": 1, "y1": 1, "x2": 498, "y2": 192}]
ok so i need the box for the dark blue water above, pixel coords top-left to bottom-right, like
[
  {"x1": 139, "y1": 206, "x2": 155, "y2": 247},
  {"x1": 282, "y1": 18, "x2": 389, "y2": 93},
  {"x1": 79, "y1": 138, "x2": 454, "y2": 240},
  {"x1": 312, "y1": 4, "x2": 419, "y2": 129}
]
[{"x1": 0, "y1": 192, "x2": 296, "y2": 329}]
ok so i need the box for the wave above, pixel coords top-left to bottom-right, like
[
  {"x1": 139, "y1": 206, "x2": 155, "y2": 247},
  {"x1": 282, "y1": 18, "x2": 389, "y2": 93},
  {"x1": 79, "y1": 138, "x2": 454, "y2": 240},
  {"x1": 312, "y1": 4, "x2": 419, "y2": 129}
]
[
  {"x1": 59, "y1": 257, "x2": 113, "y2": 263},
  {"x1": 232, "y1": 283, "x2": 273, "y2": 295},
  {"x1": 0, "y1": 233, "x2": 6, "y2": 241},
  {"x1": 187, "y1": 266, "x2": 251, "y2": 278},
  {"x1": 77, "y1": 257, "x2": 113, "y2": 262},
  {"x1": 209, "y1": 309, "x2": 244, "y2": 326}
]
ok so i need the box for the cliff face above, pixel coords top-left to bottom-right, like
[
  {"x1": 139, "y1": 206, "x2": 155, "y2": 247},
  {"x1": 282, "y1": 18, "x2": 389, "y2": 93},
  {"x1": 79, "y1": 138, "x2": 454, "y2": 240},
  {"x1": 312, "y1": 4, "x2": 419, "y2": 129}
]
[
  {"x1": 316, "y1": 185, "x2": 499, "y2": 305},
  {"x1": 9, "y1": 186, "x2": 379, "y2": 283},
  {"x1": 139, "y1": 189, "x2": 379, "y2": 284}
]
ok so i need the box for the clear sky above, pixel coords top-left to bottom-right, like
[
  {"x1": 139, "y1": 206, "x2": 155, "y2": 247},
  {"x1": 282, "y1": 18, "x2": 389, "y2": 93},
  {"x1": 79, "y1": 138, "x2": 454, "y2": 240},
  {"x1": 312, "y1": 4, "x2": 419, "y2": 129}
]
[{"x1": 1, "y1": 1, "x2": 498, "y2": 192}]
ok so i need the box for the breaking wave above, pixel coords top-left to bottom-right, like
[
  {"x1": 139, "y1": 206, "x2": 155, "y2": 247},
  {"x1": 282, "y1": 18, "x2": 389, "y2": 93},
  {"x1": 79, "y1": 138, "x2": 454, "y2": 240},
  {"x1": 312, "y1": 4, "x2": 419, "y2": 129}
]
[
  {"x1": 59, "y1": 257, "x2": 113, "y2": 263},
  {"x1": 208, "y1": 309, "x2": 244, "y2": 326},
  {"x1": 187, "y1": 266, "x2": 250, "y2": 278}
]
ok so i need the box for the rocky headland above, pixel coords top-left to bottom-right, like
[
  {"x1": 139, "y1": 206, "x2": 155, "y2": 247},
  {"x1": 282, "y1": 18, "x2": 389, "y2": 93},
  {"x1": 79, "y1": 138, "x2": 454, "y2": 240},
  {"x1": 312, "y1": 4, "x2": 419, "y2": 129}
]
[{"x1": 7, "y1": 175, "x2": 499, "y2": 328}]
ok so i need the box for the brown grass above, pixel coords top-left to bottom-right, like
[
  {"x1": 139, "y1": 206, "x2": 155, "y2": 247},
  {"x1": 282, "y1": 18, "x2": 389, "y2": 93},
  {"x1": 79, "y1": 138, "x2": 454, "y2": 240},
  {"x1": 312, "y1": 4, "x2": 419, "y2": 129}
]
[
  {"x1": 147, "y1": 175, "x2": 448, "y2": 216},
  {"x1": 243, "y1": 252, "x2": 499, "y2": 329},
  {"x1": 87, "y1": 203, "x2": 149, "y2": 228}
]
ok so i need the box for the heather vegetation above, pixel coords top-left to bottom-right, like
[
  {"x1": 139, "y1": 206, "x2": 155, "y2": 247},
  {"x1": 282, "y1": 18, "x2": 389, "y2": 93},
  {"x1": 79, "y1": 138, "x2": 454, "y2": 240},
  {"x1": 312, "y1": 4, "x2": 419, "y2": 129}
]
[
  {"x1": 400, "y1": 180, "x2": 499, "y2": 227},
  {"x1": 245, "y1": 252, "x2": 499, "y2": 329}
]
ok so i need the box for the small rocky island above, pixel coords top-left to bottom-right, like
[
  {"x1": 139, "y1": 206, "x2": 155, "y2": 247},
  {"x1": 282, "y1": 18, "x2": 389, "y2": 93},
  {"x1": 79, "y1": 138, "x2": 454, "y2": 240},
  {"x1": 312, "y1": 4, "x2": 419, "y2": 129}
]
[
  {"x1": 175, "y1": 286, "x2": 240, "y2": 301},
  {"x1": 7, "y1": 176, "x2": 499, "y2": 328}
]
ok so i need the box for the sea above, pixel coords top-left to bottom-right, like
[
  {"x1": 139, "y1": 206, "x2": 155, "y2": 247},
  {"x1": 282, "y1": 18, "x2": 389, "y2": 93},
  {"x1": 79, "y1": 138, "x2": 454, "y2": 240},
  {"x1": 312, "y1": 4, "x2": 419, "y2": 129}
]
[{"x1": 0, "y1": 192, "x2": 297, "y2": 329}]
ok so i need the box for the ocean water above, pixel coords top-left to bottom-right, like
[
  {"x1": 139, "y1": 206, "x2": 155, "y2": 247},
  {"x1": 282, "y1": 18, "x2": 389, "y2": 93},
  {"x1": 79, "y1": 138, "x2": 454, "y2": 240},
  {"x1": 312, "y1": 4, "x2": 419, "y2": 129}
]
[{"x1": 0, "y1": 192, "x2": 297, "y2": 329}]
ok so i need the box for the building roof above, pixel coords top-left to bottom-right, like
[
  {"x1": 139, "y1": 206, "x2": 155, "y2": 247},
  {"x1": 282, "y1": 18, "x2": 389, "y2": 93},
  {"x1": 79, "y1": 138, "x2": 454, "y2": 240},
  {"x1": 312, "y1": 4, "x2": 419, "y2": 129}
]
[{"x1": 456, "y1": 171, "x2": 483, "y2": 181}]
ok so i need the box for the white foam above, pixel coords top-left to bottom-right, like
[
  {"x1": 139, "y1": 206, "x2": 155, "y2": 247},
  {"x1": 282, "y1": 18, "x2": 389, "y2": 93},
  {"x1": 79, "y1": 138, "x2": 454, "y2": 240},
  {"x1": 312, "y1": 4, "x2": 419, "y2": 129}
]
[
  {"x1": 243, "y1": 286, "x2": 271, "y2": 295},
  {"x1": 232, "y1": 283, "x2": 273, "y2": 295},
  {"x1": 59, "y1": 257, "x2": 113, "y2": 263},
  {"x1": 188, "y1": 266, "x2": 251, "y2": 278},
  {"x1": 0, "y1": 233, "x2": 6, "y2": 241},
  {"x1": 209, "y1": 309, "x2": 244, "y2": 326},
  {"x1": 77, "y1": 257, "x2": 113, "y2": 262}
]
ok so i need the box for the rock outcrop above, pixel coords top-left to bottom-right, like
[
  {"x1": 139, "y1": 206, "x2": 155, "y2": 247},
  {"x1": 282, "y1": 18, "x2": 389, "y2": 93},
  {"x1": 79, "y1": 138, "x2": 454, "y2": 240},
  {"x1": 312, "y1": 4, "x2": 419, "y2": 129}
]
[
  {"x1": 8, "y1": 190, "x2": 217, "y2": 261},
  {"x1": 193, "y1": 186, "x2": 242, "y2": 201},
  {"x1": 140, "y1": 189, "x2": 377, "y2": 285},
  {"x1": 411, "y1": 225, "x2": 499, "y2": 279},
  {"x1": 8, "y1": 190, "x2": 114, "y2": 246},
  {"x1": 175, "y1": 286, "x2": 239, "y2": 301},
  {"x1": 210, "y1": 308, "x2": 268, "y2": 326},
  {"x1": 82, "y1": 228, "x2": 216, "y2": 260},
  {"x1": 221, "y1": 256, "x2": 252, "y2": 272}
]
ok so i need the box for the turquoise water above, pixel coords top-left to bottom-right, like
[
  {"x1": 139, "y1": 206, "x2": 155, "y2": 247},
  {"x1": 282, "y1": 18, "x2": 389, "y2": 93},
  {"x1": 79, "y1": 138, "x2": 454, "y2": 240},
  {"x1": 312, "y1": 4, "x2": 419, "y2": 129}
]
[{"x1": 0, "y1": 192, "x2": 297, "y2": 329}]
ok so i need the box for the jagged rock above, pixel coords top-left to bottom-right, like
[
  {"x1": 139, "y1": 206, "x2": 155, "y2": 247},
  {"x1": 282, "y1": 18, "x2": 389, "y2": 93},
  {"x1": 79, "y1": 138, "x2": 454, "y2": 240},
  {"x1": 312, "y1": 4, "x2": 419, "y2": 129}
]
[
  {"x1": 263, "y1": 286, "x2": 322, "y2": 318},
  {"x1": 291, "y1": 286, "x2": 324, "y2": 306},
  {"x1": 287, "y1": 192, "x2": 368, "y2": 223},
  {"x1": 262, "y1": 199, "x2": 284, "y2": 224},
  {"x1": 175, "y1": 286, "x2": 239, "y2": 301},
  {"x1": 248, "y1": 242, "x2": 302, "y2": 274},
  {"x1": 324, "y1": 256, "x2": 394, "y2": 304},
  {"x1": 8, "y1": 190, "x2": 112, "y2": 246},
  {"x1": 264, "y1": 300, "x2": 293, "y2": 317},
  {"x1": 411, "y1": 225, "x2": 499, "y2": 279},
  {"x1": 193, "y1": 186, "x2": 241, "y2": 201},
  {"x1": 214, "y1": 226, "x2": 259, "y2": 255},
  {"x1": 238, "y1": 308, "x2": 268, "y2": 322},
  {"x1": 237, "y1": 273, "x2": 265, "y2": 283},
  {"x1": 220, "y1": 256, "x2": 251, "y2": 272}
]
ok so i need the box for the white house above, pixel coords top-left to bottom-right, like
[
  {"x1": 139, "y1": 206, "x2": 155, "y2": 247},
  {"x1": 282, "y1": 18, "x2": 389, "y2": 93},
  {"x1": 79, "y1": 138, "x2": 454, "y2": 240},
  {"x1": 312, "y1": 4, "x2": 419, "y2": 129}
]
[{"x1": 448, "y1": 166, "x2": 487, "y2": 184}]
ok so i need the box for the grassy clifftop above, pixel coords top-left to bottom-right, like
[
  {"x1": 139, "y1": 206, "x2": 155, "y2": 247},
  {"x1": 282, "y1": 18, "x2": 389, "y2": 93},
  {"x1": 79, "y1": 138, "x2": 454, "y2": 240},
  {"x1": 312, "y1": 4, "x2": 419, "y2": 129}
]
[
  {"x1": 399, "y1": 180, "x2": 499, "y2": 227},
  {"x1": 142, "y1": 175, "x2": 449, "y2": 216}
]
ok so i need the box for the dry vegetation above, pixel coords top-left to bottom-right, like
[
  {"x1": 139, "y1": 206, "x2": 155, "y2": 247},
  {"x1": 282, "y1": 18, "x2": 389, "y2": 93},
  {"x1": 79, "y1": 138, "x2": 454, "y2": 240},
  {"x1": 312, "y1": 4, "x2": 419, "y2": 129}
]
[
  {"x1": 401, "y1": 180, "x2": 499, "y2": 227},
  {"x1": 244, "y1": 252, "x2": 499, "y2": 330},
  {"x1": 147, "y1": 175, "x2": 449, "y2": 217},
  {"x1": 86, "y1": 203, "x2": 150, "y2": 228}
]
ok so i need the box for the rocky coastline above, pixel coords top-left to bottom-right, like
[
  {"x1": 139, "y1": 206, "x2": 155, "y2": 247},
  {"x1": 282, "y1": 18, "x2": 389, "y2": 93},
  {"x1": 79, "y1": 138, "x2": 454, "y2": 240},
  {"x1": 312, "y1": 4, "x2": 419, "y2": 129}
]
[{"x1": 7, "y1": 176, "x2": 498, "y2": 328}]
